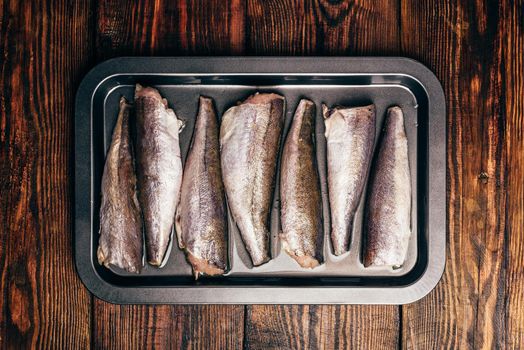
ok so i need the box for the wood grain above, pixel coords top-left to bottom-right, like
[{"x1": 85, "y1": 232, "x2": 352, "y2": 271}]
[
  {"x1": 244, "y1": 1, "x2": 400, "y2": 349},
  {"x1": 0, "y1": 0, "x2": 523, "y2": 348},
  {"x1": 245, "y1": 305, "x2": 399, "y2": 349},
  {"x1": 503, "y1": 0, "x2": 524, "y2": 348},
  {"x1": 93, "y1": 305, "x2": 245, "y2": 349},
  {"x1": 94, "y1": 1, "x2": 246, "y2": 349},
  {"x1": 401, "y1": 0, "x2": 507, "y2": 348},
  {"x1": 97, "y1": 0, "x2": 245, "y2": 59},
  {"x1": 0, "y1": 0, "x2": 92, "y2": 348},
  {"x1": 246, "y1": 0, "x2": 399, "y2": 55}
]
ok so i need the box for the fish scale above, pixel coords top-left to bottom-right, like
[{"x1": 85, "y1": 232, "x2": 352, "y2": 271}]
[
  {"x1": 280, "y1": 99, "x2": 323, "y2": 268},
  {"x1": 324, "y1": 104, "x2": 376, "y2": 256},
  {"x1": 364, "y1": 106, "x2": 411, "y2": 268},
  {"x1": 98, "y1": 97, "x2": 143, "y2": 273},
  {"x1": 220, "y1": 93, "x2": 285, "y2": 266},
  {"x1": 176, "y1": 96, "x2": 228, "y2": 278},
  {"x1": 135, "y1": 84, "x2": 184, "y2": 267}
]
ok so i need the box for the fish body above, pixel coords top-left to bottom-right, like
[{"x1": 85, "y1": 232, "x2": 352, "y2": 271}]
[
  {"x1": 324, "y1": 104, "x2": 375, "y2": 256},
  {"x1": 220, "y1": 93, "x2": 285, "y2": 266},
  {"x1": 176, "y1": 97, "x2": 228, "y2": 277},
  {"x1": 135, "y1": 84, "x2": 183, "y2": 266},
  {"x1": 98, "y1": 97, "x2": 143, "y2": 273},
  {"x1": 280, "y1": 99, "x2": 323, "y2": 268},
  {"x1": 364, "y1": 106, "x2": 411, "y2": 268}
]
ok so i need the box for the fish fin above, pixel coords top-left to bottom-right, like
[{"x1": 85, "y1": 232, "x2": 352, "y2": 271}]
[
  {"x1": 187, "y1": 252, "x2": 225, "y2": 278},
  {"x1": 280, "y1": 235, "x2": 321, "y2": 269},
  {"x1": 292, "y1": 253, "x2": 321, "y2": 269},
  {"x1": 97, "y1": 246, "x2": 106, "y2": 265},
  {"x1": 322, "y1": 104, "x2": 330, "y2": 119}
]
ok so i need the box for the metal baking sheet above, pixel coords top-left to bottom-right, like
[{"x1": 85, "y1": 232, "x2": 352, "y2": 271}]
[{"x1": 75, "y1": 57, "x2": 445, "y2": 304}]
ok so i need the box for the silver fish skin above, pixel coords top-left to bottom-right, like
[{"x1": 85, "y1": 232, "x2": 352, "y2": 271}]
[
  {"x1": 98, "y1": 97, "x2": 143, "y2": 273},
  {"x1": 364, "y1": 106, "x2": 411, "y2": 268},
  {"x1": 135, "y1": 84, "x2": 183, "y2": 266},
  {"x1": 220, "y1": 93, "x2": 285, "y2": 266},
  {"x1": 280, "y1": 99, "x2": 323, "y2": 268},
  {"x1": 175, "y1": 96, "x2": 228, "y2": 278},
  {"x1": 324, "y1": 104, "x2": 375, "y2": 256}
]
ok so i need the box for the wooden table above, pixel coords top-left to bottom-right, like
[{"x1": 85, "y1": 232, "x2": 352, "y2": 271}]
[{"x1": 1, "y1": 0, "x2": 522, "y2": 348}]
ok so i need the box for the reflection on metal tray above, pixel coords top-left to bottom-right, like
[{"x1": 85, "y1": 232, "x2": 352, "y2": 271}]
[{"x1": 75, "y1": 57, "x2": 445, "y2": 304}]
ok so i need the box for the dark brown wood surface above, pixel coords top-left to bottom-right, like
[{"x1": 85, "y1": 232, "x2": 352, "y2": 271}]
[
  {"x1": 401, "y1": 0, "x2": 507, "y2": 348},
  {"x1": 0, "y1": 0, "x2": 523, "y2": 349},
  {"x1": 0, "y1": 0, "x2": 92, "y2": 348}
]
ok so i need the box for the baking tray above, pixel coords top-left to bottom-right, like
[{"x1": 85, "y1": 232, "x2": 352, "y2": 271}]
[{"x1": 75, "y1": 57, "x2": 445, "y2": 304}]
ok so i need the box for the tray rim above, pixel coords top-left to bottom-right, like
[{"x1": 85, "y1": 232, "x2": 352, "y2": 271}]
[{"x1": 74, "y1": 56, "x2": 446, "y2": 304}]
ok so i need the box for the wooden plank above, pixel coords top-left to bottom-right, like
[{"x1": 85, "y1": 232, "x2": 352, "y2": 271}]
[
  {"x1": 96, "y1": 0, "x2": 245, "y2": 59},
  {"x1": 247, "y1": 0, "x2": 399, "y2": 55},
  {"x1": 400, "y1": 0, "x2": 507, "y2": 348},
  {"x1": 503, "y1": 1, "x2": 524, "y2": 348},
  {"x1": 93, "y1": 305, "x2": 245, "y2": 349},
  {"x1": 0, "y1": 0, "x2": 92, "y2": 348},
  {"x1": 245, "y1": 1, "x2": 400, "y2": 349},
  {"x1": 94, "y1": 1, "x2": 246, "y2": 348},
  {"x1": 245, "y1": 305, "x2": 400, "y2": 349},
  {"x1": 176, "y1": 0, "x2": 245, "y2": 55}
]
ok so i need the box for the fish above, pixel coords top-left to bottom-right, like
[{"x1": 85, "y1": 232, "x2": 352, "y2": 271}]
[
  {"x1": 220, "y1": 93, "x2": 285, "y2": 266},
  {"x1": 135, "y1": 84, "x2": 184, "y2": 266},
  {"x1": 364, "y1": 106, "x2": 411, "y2": 268},
  {"x1": 175, "y1": 96, "x2": 228, "y2": 278},
  {"x1": 324, "y1": 104, "x2": 375, "y2": 256},
  {"x1": 97, "y1": 97, "x2": 143, "y2": 273},
  {"x1": 280, "y1": 99, "x2": 323, "y2": 268}
]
